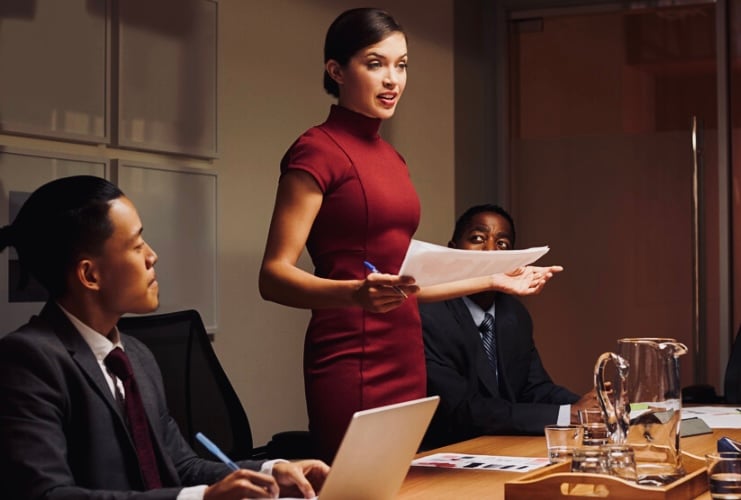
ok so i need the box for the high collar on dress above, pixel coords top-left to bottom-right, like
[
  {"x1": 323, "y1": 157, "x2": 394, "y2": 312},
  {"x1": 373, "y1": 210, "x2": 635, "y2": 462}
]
[{"x1": 326, "y1": 104, "x2": 382, "y2": 139}]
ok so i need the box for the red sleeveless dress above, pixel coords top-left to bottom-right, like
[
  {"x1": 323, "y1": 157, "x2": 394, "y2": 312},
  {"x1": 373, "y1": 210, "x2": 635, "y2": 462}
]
[{"x1": 280, "y1": 105, "x2": 426, "y2": 461}]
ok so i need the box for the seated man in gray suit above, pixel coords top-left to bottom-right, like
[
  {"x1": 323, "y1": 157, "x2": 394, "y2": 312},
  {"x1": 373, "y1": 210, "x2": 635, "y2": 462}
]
[
  {"x1": 0, "y1": 176, "x2": 328, "y2": 499},
  {"x1": 420, "y1": 204, "x2": 599, "y2": 448}
]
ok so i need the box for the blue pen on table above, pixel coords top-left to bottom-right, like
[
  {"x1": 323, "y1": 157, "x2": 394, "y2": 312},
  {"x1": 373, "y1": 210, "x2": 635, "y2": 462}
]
[
  {"x1": 363, "y1": 261, "x2": 408, "y2": 299},
  {"x1": 196, "y1": 432, "x2": 239, "y2": 471}
]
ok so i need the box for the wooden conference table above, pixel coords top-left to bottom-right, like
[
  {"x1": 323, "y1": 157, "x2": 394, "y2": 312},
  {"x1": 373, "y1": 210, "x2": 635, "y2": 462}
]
[{"x1": 397, "y1": 428, "x2": 741, "y2": 499}]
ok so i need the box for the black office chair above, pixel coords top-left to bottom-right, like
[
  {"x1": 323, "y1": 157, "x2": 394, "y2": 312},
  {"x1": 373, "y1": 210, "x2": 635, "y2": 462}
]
[
  {"x1": 724, "y1": 327, "x2": 741, "y2": 404},
  {"x1": 117, "y1": 309, "x2": 313, "y2": 460},
  {"x1": 682, "y1": 325, "x2": 741, "y2": 405}
]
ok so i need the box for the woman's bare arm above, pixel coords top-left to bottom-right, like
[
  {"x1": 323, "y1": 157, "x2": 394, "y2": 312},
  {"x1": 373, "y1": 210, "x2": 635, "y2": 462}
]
[{"x1": 259, "y1": 170, "x2": 416, "y2": 312}]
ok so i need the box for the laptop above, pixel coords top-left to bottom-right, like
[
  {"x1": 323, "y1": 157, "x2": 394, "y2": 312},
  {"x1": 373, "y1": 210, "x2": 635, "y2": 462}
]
[{"x1": 317, "y1": 395, "x2": 440, "y2": 500}]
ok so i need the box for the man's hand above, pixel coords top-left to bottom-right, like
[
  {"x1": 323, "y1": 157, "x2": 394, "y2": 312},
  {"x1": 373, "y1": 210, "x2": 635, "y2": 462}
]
[
  {"x1": 204, "y1": 469, "x2": 280, "y2": 499},
  {"x1": 273, "y1": 460, "x2": 330, "y2": 498},
  {"x1": 570, "y1": 382, "x2": 612, "y2": 423}
]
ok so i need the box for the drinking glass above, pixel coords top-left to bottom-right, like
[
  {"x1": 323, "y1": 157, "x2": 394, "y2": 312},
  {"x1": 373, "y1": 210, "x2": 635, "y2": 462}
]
[
  {"x1": 571, "y1": 447, "x2": 608, "y2": 474},
  {"x1": 706, "y1": 452, "x2": 741, "y2": 499},
  {"x1": 578, "y1": 408, "x2": 609, "y2": 446},
  {"x1": 603, "y1": 444, "x2": 637, "y2": 481},
  {"x1": 545, "y1": 424, "x2": 584, "y2": 463}
]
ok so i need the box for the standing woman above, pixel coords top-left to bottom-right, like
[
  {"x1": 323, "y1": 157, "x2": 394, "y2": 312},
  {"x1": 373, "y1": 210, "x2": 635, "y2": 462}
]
[
  {"x1": 260, "y1": 7, "x2": 558, "y2": 461},
  {"x1": 260, "y1": 8, "x2": 420, "y2": 461}
]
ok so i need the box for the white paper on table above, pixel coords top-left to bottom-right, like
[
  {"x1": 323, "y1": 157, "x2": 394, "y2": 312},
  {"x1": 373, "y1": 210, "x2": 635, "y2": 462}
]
[
  {"x1": 398, "y1": 239, "x2": 550, "y2": 287},
  {"x1": 682, "y1": 406, "x2": 741, "y2": 429}
]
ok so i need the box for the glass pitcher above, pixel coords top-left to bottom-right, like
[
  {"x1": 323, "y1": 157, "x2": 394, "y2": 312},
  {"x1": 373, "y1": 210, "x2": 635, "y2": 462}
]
[{"x1": 594, "y1": 338, "x2": 688, "y2": 485}]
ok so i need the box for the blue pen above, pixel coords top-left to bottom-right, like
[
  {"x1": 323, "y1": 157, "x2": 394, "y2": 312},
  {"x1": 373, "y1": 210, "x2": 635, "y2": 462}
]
[
  {"x1": 196, "y1": 432, "x2": 239, "y2": 471},
  {"x1": 363, "y1": 261, "x2": 408, "y2": 299}
]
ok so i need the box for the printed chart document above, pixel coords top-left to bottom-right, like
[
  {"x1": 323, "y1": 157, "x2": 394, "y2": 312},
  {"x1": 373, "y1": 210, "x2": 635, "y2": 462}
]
[
  {"x1": 412, "y1": 453, "x2": 550, "y2": 473},
  {"x1": 398, "y1": 239, "x2": 550, "y2": 287}
]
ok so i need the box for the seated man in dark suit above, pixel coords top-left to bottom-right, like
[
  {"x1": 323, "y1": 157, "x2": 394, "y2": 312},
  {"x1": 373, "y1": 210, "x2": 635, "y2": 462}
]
[
  {"x1": 420, "y1": 204, "x2": 599, "y2": 448},
  {"x1": 0, "y1": 176, "x2": 328, "y2": 499}
]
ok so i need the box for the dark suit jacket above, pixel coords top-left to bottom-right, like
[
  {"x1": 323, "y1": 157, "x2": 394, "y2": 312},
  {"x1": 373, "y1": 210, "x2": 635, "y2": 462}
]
[
  {"x1": 0, "y1": 302, "x2": 263, "y2": 499},
  {"x1": 420, "y1": 295, "x2": 579, "y2": 447}
]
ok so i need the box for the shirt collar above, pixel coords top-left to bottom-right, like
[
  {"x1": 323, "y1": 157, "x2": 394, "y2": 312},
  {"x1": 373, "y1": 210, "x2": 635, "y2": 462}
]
[
  {"x1": 462, "y1": 295, "x2": 496, "y2": 327},
  {"x1": 57, "y1": 303, "x2": 123, "y2": 361}
]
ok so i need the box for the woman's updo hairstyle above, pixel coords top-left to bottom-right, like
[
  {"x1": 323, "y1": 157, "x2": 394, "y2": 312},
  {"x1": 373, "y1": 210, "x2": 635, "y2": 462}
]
[
  {"x1": 0, "y1": 176, "x2": 123, "y2": 298},
  {"x1": 323, "y1": 7, "x2": 405, "y2": 98}
]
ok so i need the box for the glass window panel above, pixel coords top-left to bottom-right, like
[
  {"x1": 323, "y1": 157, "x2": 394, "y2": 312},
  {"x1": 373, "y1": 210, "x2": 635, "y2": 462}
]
[{"x1": 509, "y1": 5, "x2": 717, "y2": 390}]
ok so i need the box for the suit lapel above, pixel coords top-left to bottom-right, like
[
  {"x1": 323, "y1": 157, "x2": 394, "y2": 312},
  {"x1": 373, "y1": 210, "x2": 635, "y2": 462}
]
[
  {"x1": 449, "y1": 299, "x2": 501, "y2": 396},
  {"x1": 40, "y1": 303, "x2": 124, "y2": 420},
  {"x1": 493, "y1": 294, "x2": 514, "y2": 399},
  {"x1": 124, "y1": 348, "x2": 160, "y2": 430},
  {"x1": 124, "y1": 340, "x2": 180, "y2": 486},
  {"x1": 40, "y1": 303, "x2": 178, "y2": 486}
]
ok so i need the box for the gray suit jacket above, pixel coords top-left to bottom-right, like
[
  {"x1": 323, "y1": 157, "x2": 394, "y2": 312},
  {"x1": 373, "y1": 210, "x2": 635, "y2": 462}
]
[
  {"x1": 0, "y1": 302, "x2": 263, "y2": 499},
  {"x1": 420, "y1": 295, "x2": 580, "y2": 448}
]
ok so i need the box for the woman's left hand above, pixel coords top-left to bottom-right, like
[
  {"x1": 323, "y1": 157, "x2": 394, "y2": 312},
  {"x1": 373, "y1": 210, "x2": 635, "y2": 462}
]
[{"x1": 490, "y1": 265, "x2": 563, "y2": 296}]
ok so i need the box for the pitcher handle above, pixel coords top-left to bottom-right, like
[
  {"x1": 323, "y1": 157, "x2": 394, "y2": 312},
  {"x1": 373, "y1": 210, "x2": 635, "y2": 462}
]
[{"x1": 594, "y1": 352, "x2": 630, "y2": 444}]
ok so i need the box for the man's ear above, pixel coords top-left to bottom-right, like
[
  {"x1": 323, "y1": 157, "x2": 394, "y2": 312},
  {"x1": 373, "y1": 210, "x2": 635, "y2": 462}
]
[
  {"x1": 448, "y1": 240, "x2": 457, "y2": 249},
  {"x1": 76, "y1": 259, "x2": 101, "y2": 292},
  {"x1": 326, "y1": 60, "x2": 344, "y2": 86}
]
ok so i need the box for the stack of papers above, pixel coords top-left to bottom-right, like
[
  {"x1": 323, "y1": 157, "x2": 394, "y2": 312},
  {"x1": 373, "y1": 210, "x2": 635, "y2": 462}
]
[{"x1": 398, "y1": 239, "x2": 550, "y2": 287}]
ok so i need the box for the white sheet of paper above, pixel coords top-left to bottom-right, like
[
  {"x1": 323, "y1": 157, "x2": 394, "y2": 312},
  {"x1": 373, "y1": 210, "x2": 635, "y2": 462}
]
[
  {"x1": 682, "y1": 406, "x2": 741, "y2": 428},
  {"x1": 398, "y1": 239, "x2": 550, "y2": 287}
]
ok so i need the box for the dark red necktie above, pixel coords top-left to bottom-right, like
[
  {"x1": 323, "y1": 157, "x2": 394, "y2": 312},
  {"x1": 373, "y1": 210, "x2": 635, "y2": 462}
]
[{"x1": 104, "y1": 347, "x2": 163, "y2": 489}]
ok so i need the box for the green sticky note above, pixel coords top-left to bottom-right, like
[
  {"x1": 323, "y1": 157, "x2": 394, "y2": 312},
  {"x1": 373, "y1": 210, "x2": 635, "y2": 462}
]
[{"x1": 630, "y1": 403, "x2": 649, "y2": 411}]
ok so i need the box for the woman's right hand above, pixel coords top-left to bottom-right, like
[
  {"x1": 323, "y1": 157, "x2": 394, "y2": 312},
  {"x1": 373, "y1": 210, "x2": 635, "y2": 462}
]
[{"x1": 353, "y1": 272, "x2": 418, "y2": 313}]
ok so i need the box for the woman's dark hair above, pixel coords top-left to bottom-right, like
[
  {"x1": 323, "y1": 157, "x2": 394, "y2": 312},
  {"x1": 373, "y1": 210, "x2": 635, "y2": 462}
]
[
  {"x1": 0, "y1": 175, "x2": 124, "y2": 298},
  {"x1": 323, "y1": 7, "x2": 405, "y2": 98},
  {"x1": 451, "y1": 204, "x2": 517, "y2": 248}
]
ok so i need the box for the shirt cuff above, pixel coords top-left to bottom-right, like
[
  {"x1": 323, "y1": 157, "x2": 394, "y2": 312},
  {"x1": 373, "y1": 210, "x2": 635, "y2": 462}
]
[
  {"x1": 174, "y1": 460, "x2": 288, "y2": 500},
  {"x1": 557, "y1": 404, "x2": 571, "y2": 425},
  {"x1": 177, "y1": 484, "x2": 208, "y2": 500},
  {"x1": 261, "y1": 458, "x2": 289, "y2": 476}
]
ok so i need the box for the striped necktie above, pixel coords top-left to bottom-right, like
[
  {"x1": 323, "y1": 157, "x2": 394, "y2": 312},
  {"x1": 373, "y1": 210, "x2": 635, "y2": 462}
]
[{"x1": 479, "y1": 313, "x2": 499, "y2": 383}]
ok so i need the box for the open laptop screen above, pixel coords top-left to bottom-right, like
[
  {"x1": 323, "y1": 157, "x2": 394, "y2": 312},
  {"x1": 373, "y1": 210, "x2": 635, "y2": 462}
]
[{"x1": 318, "y1": 395, "x2": 440, "y2": 500}]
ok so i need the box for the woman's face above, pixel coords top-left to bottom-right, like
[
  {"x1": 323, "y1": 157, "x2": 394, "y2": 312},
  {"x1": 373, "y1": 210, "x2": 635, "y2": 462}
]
[{"x1": 329, "y1": 32, "x2": 408, "y2": 120}]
